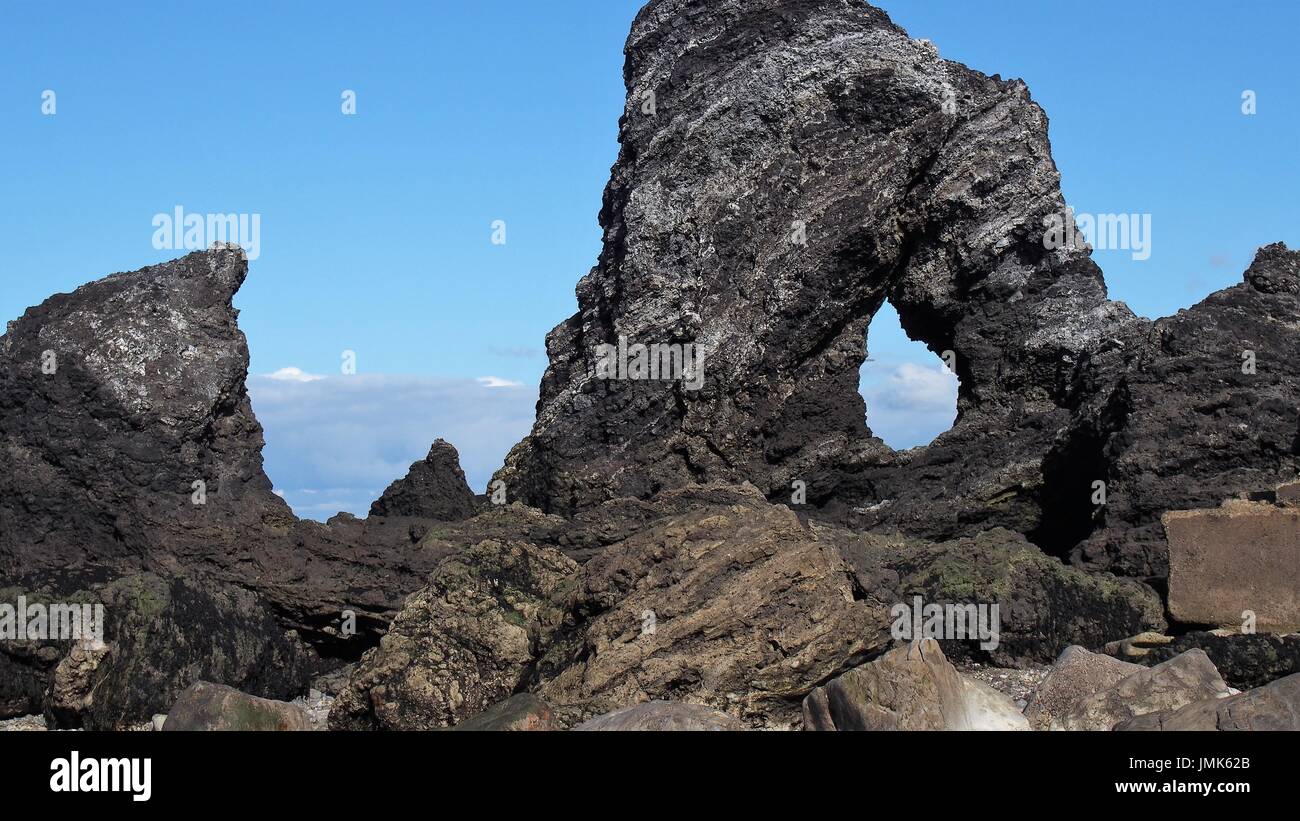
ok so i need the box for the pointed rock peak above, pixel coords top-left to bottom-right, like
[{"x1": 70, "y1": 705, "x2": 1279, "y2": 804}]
[
  {"x1": 1244, "y1": 242, "x2": 1299, "y2": 294},
  {"x1": 369, "y1": 438, "x2": 478, "y2": 521}
]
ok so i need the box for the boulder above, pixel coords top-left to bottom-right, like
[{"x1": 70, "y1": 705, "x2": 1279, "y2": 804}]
[
  {"x1": 162, "y1": 681, "x2": 309, "y2": 731},
  {"x1": 961, "y1": 678, "x2": 1031, "y2": 731},
  {"x1": 369, "y1": 439, "x2": 479, "y2": 521},
  {"x1": 1116, "y1": 672, "x2": 1300, "y2": 731},
  {"x1": 1025, "y1": 646, "x2": 1145, "y2": 730},
  {"x1": 328, "y1": 539, "x2": 577, "y2": 730},
  {"x1": 575, "y1": 702, "x2": 741, "y2": 731},
  {"x1": 1164, "y1": 499, "x2": 1300, "y2": 632},
  {"x1": 534, "y1": 485, "x2": 888, "y2": 729},
  {"x1": 1052, "y1": 649, "x2": 1231, "y2": 731},
  {"x1": 452, "y1": 693, "x2": 554, "y2": 732},
  {"x1": 802, "y1": 638, "x2": 1010, "y2": 731}
]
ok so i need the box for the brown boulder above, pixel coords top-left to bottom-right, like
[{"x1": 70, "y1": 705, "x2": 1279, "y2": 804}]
[
  {"x1": 1165, "y1": 500, "x2": 1300, "y2": 632},
  {"x1": 1052, "y1": 649, "x2": 1231, "y2": 731},
  {"x1": 162, "y1": 681, "x2": 309, "y2": 731}
]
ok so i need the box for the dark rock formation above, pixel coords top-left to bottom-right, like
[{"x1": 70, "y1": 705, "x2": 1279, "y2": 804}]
[
  {"x1": 0, "y1": 249, "x2": 478, "y2": 725},
  {"x1": 1070, "y1": 244, "x2": 1300, "y2": 577},
  {"x1": 51, "y1": 574, "x2": 315, "y2": 730},
  {"x1": 492, "y1": 0, "x2": 1300, "y2": 583},
  {"x1": 369, "y1": 439, "x2": 478, "y2": 520},
  {"x1": 832, "y1": 527, "x2": 1165, "y2": 666},
  {"x1": 1109, "y1": 631, "x2": 1300, "y2": 692}
]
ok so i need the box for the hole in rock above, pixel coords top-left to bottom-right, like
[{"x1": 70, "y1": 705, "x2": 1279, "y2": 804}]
[{"x1": 858, "y1": 302, "x2": 958, "y2": 450}]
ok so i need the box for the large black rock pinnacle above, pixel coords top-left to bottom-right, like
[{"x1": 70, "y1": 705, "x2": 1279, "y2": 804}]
[{"x1": 493, "y1": 0, "x2": 1300, "y2": 578}]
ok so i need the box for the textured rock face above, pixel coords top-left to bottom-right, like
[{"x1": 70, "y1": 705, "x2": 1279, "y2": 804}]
[
  {"x1": 333, "y1": 484, "x2": 889, "y2": 730},
  {"x1": 533, "y1": 484, "x2": 887, "y2": 729},
  {"x1": 496, "y1": 0, "x2": 1118, "y2": 524},
  {"x1": 328, "y1": 540, "x2": 577, "y2": 730},
  {"x1": 0, "y1": 249, "x2": 490, "y2": 727},
  {"x1": 1115, "y1": 672, "x2": 1300, "y2": 731},
  {"x1": 0, "y1": 248, "x2": 276, "y2": 578},
  {"x1": 492, "y1": 0, "x2": 1300, "y2": 582},
  {"x1": 1164, "y1": 499, "x2": 1300, "y2": 631},
  {"x1": 1051, "y1": 649, "x2": 1230, "y2": 731},
  {"x1": 1073, "y1": 245, "x2": 1300, "y2": 577},
  {"x1": 369, "y1": 439, "x2": 478, "y2": 520},
  {"x1": 1024, "y1": 645, "x2": 1144, "y2": 731}
]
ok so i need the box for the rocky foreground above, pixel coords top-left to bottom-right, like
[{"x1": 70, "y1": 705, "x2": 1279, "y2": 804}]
[{"x1": 3, "y1": 0, "x2": 1300, "y2": 731}]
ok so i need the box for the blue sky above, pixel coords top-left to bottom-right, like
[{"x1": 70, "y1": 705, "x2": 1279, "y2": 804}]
[{"x1": 3, "y1": 1, "x2": 1297, "y2": 518}]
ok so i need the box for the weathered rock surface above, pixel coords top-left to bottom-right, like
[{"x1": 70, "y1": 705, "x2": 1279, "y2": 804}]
[
  {"x1": 1115, "y1": 672, "x2": 1300, "y2": 731},
  {"x1": 490, "y1": 0, "x2": 1300, "y2": 584},
  {"x1": 452, "y1": 693, "x2": 555, "y2": 732},
  {"x1": 534, "y1": 485, "x2": 887, "y2": 729},
  {"x1": 575, "y1": 701, "x2": 742, "y2": 731},
  {"x1": 802, "y1": 638, "x2": 1025, "y2": 731},
  {"x1": 328, "y1": 539, "x2": 577, "y2": 730},
  {"x1": 1164, "y1": 499, "x2": 1300, "y2": 632},
  {"x1": 369, "y1": 439, "x2": 478, "y2": 520},
  {"x1": 1024, "y1": 645, "x2": 1144, "y2": 731},
  {"x1": 1051, "y1": 649, "x2": 1230, "y2": 731},
  {"x1": 162, "y1": 681, "x2": 309, "y2": 731}
]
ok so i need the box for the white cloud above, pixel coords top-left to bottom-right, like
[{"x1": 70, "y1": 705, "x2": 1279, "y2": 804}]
[
  {"x1": 247, "y1": 374, "x2": 537, "y2": 521},
  {"x1": 477, "y1": 375, "x2": 524, "y2": 388},
  {"x1": 871, "y1": 361, "x2": 959, "y2": 412},
  {"x1": 860, "y1": 360, "x2": 958, "y2": 449},
  {"x1": 265, "y1": 366, "x2": 325, "y2": 382}
]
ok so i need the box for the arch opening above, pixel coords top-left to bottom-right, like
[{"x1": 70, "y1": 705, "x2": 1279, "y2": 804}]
[{"x1": 858, "y1": 301, "x2": 958, "y2": 450}]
